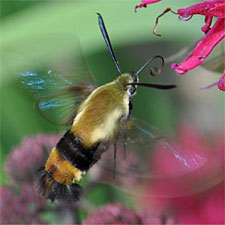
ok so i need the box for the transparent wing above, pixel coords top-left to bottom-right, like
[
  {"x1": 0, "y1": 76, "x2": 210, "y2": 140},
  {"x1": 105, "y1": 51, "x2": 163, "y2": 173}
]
[
  {"x1": 35, "y1": 83, "x2": 95, "y2": 126},
  {"x1": 15, "y1": 34, "x2": 97, "y2": 126},
  {"x1": 91, "y1": 117, "x2": 223, "y2": 197}
]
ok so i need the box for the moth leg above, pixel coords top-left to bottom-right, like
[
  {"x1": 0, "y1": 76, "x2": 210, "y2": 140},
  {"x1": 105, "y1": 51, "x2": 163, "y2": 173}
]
[
  {"x1": 123, "y1": 97, "x2": 132, "y2": 159},
  {"x1": 113, "y1": 142, "x2": 117, "y2": 179},
  {"x1": 123, "y1": 127, "x2": 127, "y2": 160}
]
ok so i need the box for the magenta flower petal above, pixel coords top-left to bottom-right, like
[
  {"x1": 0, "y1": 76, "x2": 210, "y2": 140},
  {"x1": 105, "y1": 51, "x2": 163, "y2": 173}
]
[
  {"x1": 142, "y1": 0, "x2": 162, "y2": 3},
  {"x1": 177, "y1": 0, "x2": 225, "y2": 19},
  {"x1": 172, "y1": 18, "x2": 225, "y2": 75},
  {"x1": 218, "y1": 71, "x2": 225, "y2": 91},
  {"x1": 201, "y1": 16, "x2": 213, "y2": 33},
  {"x1": 135, "y1": 0, "x2": 162, "y2": 12}
]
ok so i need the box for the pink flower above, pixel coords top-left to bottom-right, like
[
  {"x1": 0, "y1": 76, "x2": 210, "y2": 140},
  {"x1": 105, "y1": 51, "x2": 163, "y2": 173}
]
[
  {"x1": 3, "y1": 134, "x2": 83, "y2": 224},
  {"x1": 83, "y1": 203, "x2": 140, "y2": 224},
  {"x1": 0, "y1": 184, "x2": 47, "y2": 224},
  {"x1": 82, "y1": 203, "x2": 176, "y2": 224},
  {"x1": 166, "y1": 182, "x2": 224, "y2": 224},
  {"x1": 171, "y1": 18, "x2": 224, "y2": 74},
  {"x1": 4, "y1": 134, "x2": 60, "y2": 185},
  {"x1": 140, "y1": 125, "x2": 225, "y2": 224},
  {"x1": 135, "y1": 0, "x2": 225, "y2": 91},
  {"x1": 171, "y1": 1, "x2": 225, "y2": 73}
]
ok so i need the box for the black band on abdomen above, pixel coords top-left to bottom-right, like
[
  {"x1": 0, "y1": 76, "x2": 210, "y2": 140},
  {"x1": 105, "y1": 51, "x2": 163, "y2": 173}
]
[{"x1": 56, "y1": 130, "x2": 99, "y2": 171}]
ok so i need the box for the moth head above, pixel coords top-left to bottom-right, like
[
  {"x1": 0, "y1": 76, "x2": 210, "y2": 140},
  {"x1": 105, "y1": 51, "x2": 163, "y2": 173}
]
[{"x1": 117, "y1": 72, "x2": 138, "y2": 97}]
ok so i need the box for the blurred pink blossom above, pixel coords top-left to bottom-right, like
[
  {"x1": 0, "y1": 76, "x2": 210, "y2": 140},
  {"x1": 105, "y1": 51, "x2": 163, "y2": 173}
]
[
  {"x1": 140, "y1": 124, "x2": 224, "y2": 224},
  {"x1": 144, "y1": 182, "x2": 225, "y2": 224},
  {"x1": 82, "y1": 203, "x2": 176, "y2": 224},
  {"x1": 4, "y1": 134, "x2": 60, "y2": 185},
  {"x1": 0, "y1": 184, "x2": 47, "y2": 224},
  {"x1": 135, "y1": 0, "x2": 225, "y2": 91},
  {"x1": 2, "y1": 134, "x2": 83, "y2": 224}
]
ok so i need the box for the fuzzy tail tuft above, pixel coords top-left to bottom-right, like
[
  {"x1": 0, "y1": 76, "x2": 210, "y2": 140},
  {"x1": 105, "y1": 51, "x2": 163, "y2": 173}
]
[{"x1": 37, "y1": 167, "x2": 82, "y2": 203}]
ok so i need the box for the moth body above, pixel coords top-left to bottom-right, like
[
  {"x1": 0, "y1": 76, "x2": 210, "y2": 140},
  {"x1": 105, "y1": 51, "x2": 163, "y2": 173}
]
[
  {"x1": 38, "y1": 73, "x2": 137, "y2": 202},
  {"x1": 23, "y1": 13, "x2": 175, "y2": 203}
]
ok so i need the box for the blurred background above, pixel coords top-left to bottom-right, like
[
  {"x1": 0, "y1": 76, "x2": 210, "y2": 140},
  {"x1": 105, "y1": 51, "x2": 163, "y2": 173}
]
[{"x1": 1, "y1": 0, "x2": 224, "y2": 224}]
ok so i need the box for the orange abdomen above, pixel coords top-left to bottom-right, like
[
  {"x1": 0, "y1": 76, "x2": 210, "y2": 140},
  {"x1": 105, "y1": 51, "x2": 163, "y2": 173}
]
[{"x1": 38, "y1": 130, "x2": 99, "y2": 203}]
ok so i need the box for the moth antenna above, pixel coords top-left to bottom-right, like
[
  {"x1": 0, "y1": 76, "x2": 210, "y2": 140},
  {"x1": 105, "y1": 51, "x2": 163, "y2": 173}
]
[
  {"x1": 136, "y1": 55, "x2": 164, "y2": 76},
  {"x1": 97, "y1": 13, "x2": 122, "y2": 75}
]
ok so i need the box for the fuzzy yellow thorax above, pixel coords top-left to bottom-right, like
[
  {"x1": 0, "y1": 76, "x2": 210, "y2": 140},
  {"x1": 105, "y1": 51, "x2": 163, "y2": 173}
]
[{"x1": 70, "y1": 73, "x2": 134, "y2": 147}]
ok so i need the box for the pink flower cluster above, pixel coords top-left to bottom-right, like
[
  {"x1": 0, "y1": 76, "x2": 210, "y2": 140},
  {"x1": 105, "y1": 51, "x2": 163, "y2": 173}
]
[
  {"x1": 141, "y1": 124, "x2": 224, "y2": 224},
  {"x1": 4, "y1": 134, "x2": 60, "y2": 185},
  {"x1": 83, "y1": 203, "x2": 175, "y2": 224},
  {"x1": 135, "y1": 0, "x2": 225, "y2": 91},
  {"x1": 2, "y1": 134, "x2": 61, "y2": 224},
  {"x1": 0, "y1": 184, "x2": 47, "y2": 224}
]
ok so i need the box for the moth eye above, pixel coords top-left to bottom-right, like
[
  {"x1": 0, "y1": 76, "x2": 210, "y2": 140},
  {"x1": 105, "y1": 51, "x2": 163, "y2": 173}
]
[{"x1": 127, "y1": 86, "x2": 136, "y2": 96}]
